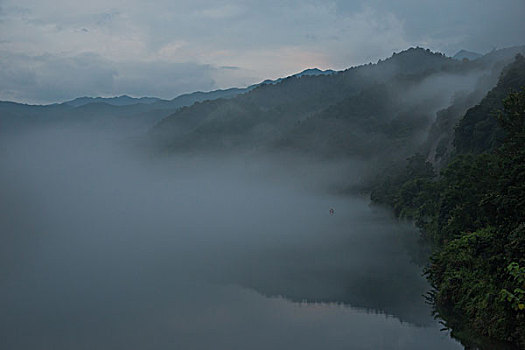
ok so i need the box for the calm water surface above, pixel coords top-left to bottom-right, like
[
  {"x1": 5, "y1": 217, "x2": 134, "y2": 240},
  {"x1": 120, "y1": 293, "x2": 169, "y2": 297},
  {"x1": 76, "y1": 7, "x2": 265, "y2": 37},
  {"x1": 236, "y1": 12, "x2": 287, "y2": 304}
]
[{"x1": 0, "y1": 130, "x2": 463, "y2": 349}]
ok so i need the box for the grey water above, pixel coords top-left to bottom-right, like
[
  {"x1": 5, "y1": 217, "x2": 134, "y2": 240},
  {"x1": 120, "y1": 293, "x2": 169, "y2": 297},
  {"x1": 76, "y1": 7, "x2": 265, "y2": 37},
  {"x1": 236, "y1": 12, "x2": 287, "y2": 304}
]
[{"x1": 0, "y1": 128, "x2": 462, "y2": 350}]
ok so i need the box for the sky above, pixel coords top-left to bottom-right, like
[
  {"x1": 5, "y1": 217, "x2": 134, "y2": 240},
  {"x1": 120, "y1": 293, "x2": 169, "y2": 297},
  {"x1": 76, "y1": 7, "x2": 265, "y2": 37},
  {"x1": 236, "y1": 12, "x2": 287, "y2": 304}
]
[{"x1": 0, "y1": 0, "x2": 524, "y2": 104}]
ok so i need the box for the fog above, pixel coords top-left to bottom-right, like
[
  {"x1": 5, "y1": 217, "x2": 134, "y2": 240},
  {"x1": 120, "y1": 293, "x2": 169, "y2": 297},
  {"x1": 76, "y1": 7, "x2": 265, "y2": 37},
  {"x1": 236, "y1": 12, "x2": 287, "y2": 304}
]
[
  {"x1": 403, "y1": 69, "x2": 487, "y2": 113},
  {"x1": 0, "y1": 126, "x2": 461, "y2": 349}
]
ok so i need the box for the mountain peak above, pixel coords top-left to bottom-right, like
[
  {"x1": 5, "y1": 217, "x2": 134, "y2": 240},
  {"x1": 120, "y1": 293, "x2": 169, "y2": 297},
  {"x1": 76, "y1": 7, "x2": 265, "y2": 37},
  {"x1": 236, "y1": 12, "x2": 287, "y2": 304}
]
[
  {"x1": 295, "y1": 68, "x2": 335, "y2": 77},
  {"x1": 372, "y1": 47, "x2": 451, "y2": 75},
  {"x1": 389, "y1": 47, "x2": 446, "y2": 59}
]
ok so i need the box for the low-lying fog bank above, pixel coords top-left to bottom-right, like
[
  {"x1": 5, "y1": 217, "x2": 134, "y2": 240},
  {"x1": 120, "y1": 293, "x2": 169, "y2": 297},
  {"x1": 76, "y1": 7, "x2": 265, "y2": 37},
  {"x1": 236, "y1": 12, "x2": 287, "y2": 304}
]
[{"x1": 0, "y1": 127, "x2": 461, "y2": 349}]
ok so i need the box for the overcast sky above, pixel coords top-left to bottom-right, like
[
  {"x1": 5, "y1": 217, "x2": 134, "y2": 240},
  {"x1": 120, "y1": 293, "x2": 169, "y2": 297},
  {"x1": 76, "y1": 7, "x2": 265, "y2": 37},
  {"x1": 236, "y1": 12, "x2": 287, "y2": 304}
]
[{"x1": 1, "y1": 0, "x2": 524, "y2": 104}]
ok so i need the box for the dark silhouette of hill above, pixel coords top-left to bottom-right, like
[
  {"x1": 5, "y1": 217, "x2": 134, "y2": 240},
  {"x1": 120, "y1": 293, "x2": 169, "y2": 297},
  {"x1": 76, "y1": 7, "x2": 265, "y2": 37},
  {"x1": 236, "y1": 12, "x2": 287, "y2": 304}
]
[
  {"x1": 421, "y1": 46, "x2": 525, "y2": 169},
  {"x1": 454, "y1": 53, "x2": 525, "y2": 154},
  {"x1": 151, "y1": 47, "x2": 524, "y2": 166},
  {"x1": 0, "y1": 67, "x2": 335, "y2": 135},
  {"x1": 62, "y1": 95, "x2": 162, "y2": 107}
]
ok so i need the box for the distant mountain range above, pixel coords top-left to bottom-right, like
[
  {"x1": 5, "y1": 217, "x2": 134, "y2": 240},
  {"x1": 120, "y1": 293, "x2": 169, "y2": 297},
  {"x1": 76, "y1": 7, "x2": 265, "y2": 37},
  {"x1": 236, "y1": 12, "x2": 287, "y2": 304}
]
[
  {"x1": 58, "y1": 68, "x2": 336, "y2": 108},
  {"x1": 63, "y1": 95, "x2": 162, "y2": 107},
  {"x1": 0, "y1": 67, "x2": 337, "y2": 133},
  {"x1": 2, "y1": 46, "x2": 524, "y2": 161}
]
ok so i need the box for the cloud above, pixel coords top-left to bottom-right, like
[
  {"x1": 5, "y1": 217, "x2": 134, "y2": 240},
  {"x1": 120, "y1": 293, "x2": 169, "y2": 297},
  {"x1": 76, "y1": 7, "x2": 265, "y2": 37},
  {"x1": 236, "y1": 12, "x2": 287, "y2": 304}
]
[
  {"x1": 0, "y1": 52, "x2": 217, "y2": 104},
  {"x1": 333, "y1": 0, "x2": 525, "y2": 54},
  {"x1": 114, "y1": 60, "x2": 217, "y2": 99},
  {"x1": 197, "y1": 4, "x2": 244, "y2": 19},
  {"x1": 0, "y1": 52, "x2": 116, "y2": 103},
  {"x1": 320, "y1": 6, "x2": 409, "y2": 67},
  {"x1": 0, "y1": 0, "x2": 524, "y2": 102}
]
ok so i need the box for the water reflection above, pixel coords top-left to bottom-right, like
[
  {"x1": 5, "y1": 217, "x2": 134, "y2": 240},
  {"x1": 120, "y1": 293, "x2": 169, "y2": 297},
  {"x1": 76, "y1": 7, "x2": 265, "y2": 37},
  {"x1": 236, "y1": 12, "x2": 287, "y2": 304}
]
[
  {"x1": 0, "y1": 129, "x2": 462, "y2": 349},
  {"x1": 216, "y1": 205, "x2": 435, "y2": 326}
]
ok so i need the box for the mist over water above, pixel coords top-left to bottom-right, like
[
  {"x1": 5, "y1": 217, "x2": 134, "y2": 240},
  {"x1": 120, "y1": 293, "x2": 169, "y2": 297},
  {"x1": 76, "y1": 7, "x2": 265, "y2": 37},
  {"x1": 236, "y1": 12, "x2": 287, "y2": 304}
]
[{"x1": 0, "y1": 126, "x2": 462, "y2": 349}]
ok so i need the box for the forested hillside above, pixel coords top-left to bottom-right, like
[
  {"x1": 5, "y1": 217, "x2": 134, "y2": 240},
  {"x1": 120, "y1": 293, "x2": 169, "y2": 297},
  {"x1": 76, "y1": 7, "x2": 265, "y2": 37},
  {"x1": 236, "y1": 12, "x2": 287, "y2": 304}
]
[
  {"x1": 370, "y1": 55, "x2": 525, "y2": 349},
  {"x1": 454, "y1": 55, "x2": 525, "y2": 154},
  {"x1": 150, "y1": 48, "x2": 522, "y2": 172}
]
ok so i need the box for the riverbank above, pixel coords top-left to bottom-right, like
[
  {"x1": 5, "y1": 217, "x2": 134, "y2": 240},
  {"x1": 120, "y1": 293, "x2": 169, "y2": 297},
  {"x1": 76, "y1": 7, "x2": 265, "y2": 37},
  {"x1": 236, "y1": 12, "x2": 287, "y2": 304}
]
[{"x1": 369, "y1": 88, "x2": 525, "y2": 348}]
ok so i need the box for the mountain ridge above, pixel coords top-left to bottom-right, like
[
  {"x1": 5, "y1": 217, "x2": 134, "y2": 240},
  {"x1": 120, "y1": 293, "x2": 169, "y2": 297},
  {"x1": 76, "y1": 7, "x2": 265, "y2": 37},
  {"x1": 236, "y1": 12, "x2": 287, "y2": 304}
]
[
  {"x1": 52, "y1": 68, "x2": 337, "y2": 109},
  {"x1": 151, "y1": 46, "x2": 521, "y2": 158}
]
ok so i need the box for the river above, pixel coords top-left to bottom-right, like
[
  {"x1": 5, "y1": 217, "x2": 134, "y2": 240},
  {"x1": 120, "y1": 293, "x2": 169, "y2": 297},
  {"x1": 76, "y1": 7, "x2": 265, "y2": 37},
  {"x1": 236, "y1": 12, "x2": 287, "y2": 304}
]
[{"x1": 0, "y1": 128, "x2": 463, "y2": 349}]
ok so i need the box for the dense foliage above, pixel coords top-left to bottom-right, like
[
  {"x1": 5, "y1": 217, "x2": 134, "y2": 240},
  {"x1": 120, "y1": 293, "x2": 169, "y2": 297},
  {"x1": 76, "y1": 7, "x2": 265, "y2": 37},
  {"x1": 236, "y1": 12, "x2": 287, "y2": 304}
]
[
  {"x1": 454, "y1": 54, "x2": 525, "y2": 154},
  {"x1": 371, "y1": 86, "x2": 525, "y2": 348}
]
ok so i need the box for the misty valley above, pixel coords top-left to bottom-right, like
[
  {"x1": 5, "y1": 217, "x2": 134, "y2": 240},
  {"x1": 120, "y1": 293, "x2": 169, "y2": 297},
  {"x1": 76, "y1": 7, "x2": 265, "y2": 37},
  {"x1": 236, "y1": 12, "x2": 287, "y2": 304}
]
[
  {"x1": 1, "y1": 46, "x2": 524, "y2": 350},
  {"x1": 0, "y1": 128, "x2": 457, "y2": 349}
]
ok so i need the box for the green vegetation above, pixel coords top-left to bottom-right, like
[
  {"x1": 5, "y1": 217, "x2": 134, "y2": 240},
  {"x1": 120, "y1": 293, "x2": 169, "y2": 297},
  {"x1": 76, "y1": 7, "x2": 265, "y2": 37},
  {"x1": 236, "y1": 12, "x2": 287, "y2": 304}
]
[
  {"x1": 454, "y1": 54, "x2": 525, "y2": 154},
  {"x1": 371, "y1": 85, "x2": 525, "y2": 348}
]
